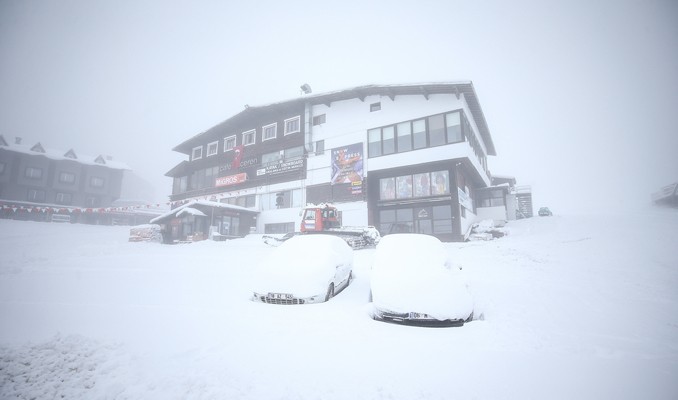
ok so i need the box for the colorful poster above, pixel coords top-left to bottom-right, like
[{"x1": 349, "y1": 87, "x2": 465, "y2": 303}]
[
  {"x1": 396, "y1": 175, "x2": 412, "y2": 199},
  {"x1": 380, "y1": 178, "x2": 396, "y2": 200},
  {"x1": 413, "y1": 173, "x2": 431, "y2": 197},
  {"x1": 431, "y1": 170, "x2": 449, "y2": 195},
  {"x1": 331, "y1": 143, "x2": 363, "y2": 185}
]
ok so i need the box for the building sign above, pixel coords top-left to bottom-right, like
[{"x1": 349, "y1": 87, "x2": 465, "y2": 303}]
[
  {"x1": 256, "y1": 157, "x2": 305, "y2": 177},
  {"x1": 458, "y1": 187, "x2": 473, "y2": 210},
  {"x1": 331, "y1": 143, "x2": 363, "y2": 200},
  {"x1": 216, "y1": 173, "x2": 247, "y2": 187}
]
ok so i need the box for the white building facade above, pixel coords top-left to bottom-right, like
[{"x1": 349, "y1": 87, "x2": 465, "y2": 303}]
[{"x1": 166, "y1": 83, "x2": 498, "y2": 242}]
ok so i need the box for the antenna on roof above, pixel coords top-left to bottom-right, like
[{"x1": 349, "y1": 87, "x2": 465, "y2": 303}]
[{"x1": 300, "y1": 83, "x2": 312, "y2": 95}]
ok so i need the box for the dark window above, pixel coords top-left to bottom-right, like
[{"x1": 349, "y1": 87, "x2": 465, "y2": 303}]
[
  {"x1": 432, "y1": 205, "x2": 453, "y2": 234},
  {"x1": 25, "y1": 167, "x2": 43, "y2": 179},
  {"x1": 55, "y1": 192, "x2": 72, "y2": 205},
  {"x1": 90, "y1": 177, "x2": 105, "y2": 188},
  {"x1": 265, "y1": 222, "x2": 295, "y2": 234},
  {"x1": 27, "y1": 189, "x2": 45, "y2": 202},
  {"x1": 428, "y1": 114, "x2": 446, "y2": 147},
  {"x1": 59, "y1": 172, "x2": 76, "y2": 184},
  {"x1": 370, "y1": 102, "x2": 381, "y2": 112},
  {"x1": 312, "y1": 114, "x2": 326, "y2": 125}
]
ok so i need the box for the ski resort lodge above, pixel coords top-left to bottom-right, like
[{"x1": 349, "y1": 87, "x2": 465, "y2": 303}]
[{"x1": 161, "y1": 82, "x2": 521, "y2": 242}]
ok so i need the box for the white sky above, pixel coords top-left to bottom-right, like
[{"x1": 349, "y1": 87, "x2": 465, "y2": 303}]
[{"x1": 1, "y1": 0, "x2": 677, "y2": 213}]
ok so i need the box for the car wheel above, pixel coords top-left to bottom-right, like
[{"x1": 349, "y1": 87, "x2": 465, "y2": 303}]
[{"x1": 325, "y1": 283, "x2": 335, "y2": 302}]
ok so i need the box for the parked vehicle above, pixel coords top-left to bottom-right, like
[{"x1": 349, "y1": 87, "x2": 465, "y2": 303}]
[
  {"x1": 538, "y1": 207, "x2": 553, "y2": 216},
  {"x1": 252, "y1": 234, "x2": 353, "y2": 305},
  {"x1": 263, "y1": 203, "x2": 380, "y2": 249},
  {"x1": 370, "y1": 234, "x2": 475, "y2": 327},
  {"x1": 128, "y1": 224, "x2": 162, "y2": 242}
]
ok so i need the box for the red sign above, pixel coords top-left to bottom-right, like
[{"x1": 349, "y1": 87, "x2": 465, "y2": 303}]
[{"x1": 215, "y1": 173, "x2": 247, "y2": 187}]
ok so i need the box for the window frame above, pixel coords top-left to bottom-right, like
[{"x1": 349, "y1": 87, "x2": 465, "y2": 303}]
[
  {"x1": 262, "y1": 123, "x2": 277, "y2": 141},
  {"x1": 284, "y1": 116, "x2": 301, "y2": 135},
  {"x1": 370, "y1": 102, "x2": 381, "y2": 112},
  {"x1": 242, "y1": 129, "x2": 256, "y2": 146},
  {"x1": 192, "y1": 146, "x2": 203, "y2": 161},
  {"x1": 27, "y1": 188, "x2": 46, "y2": 202},
  {"x1": 58, "y1": 171, "x2": 76, "y2": 184},
  {"x1": 312, "y1": 114, "x2": 326, "y2": 126},
  {"x1": 90, "y1": 176, "x2": 105, "y2": 188},
  {"x1": 25, "y1": 166, "x2": 43, "y2": 179},
  {"x1": 206, "y1": 141, "x2": 219, "y2": 157},
  {"x1": 55, "y1": 192, "x2": 73, "y2": 205},
  {"x1": 224, "y1": 135, "x2": 236, "y2": 152}
]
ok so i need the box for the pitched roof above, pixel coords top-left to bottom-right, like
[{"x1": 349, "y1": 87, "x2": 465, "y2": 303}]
[
  {"x1": 172, "y1": 82, "x2": 496, "y2": 156},
  {"x1": 0, "y1": 136, "x2": 130, "y2": 170}
]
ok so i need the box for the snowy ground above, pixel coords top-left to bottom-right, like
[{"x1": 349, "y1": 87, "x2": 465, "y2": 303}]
[{"x1": 1, "y1": 209, "x2": 677, "y2": 399}]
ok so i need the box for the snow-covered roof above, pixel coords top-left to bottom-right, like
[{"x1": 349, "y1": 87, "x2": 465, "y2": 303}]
[
  {"x1": 176, "y1": 207, "x2": 207, "y2": 217},
  {"x1": 150, "y1": 200, "x2": 256, "y2": 224},
  {"x1": 172, "y1": 82, "x2": 496, "y2": 156},
  {"x1": 0, "y1": 136, "x2": 130, "y2": 170}
]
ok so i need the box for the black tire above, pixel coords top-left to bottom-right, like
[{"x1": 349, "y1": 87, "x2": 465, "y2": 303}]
[{"x1": 325, "y1": 283, "x2": 335, "y2": 302}]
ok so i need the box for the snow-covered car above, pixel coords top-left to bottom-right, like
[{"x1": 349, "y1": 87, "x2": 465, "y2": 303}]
[
  {"x1": 370, "y1": 234, "x2": 474, "y2": 327},
  {"x1": 128, "y1": 224, "x2": 162, "y2": 242},
  {"x1": 252, "y1": 234, "x2": 353, "y2": 305},
  {"x1": 538, "y1": 207, "x2": 553, "y2": 216}
]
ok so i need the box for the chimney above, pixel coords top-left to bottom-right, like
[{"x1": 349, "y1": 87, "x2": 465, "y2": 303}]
[{"x1": 15, "y1": 137, "x2": 22, "y2": 145}]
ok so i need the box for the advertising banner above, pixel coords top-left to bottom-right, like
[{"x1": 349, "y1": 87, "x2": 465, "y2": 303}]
[
  {"x1": 216, "y1": 173, "x2": 247, "y2": 187},
  {"x1": 331, "y1": 143, "x2": 364, "y2": 201}
]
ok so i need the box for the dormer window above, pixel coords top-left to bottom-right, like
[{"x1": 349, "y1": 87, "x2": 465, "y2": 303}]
[
  {"x1": 284, "y1": 116, "x2": 301, "y2": 135},
  {"x1": 192, "y1": 146, "x2": 203, "y2": 160},
  {"x1": 207, "y1": 141, "x2": 219, "y2": 157},
  {"x1": 94, "y1": 155, "x2": 106, "y2": 164},
  {"x1": 64, "y1": 149, "x2": 78, "y2": 159},
  {"x1": 30, "y1": 143, "x2": 46, "y2": 153}
]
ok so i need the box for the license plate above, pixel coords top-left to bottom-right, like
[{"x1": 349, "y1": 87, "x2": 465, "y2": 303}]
[
  {"x1": 268, "y1": 293, "x2": 294, "y2": 300},
  {"x1": 408, "y1": 312, "x2": 431, "y2": 319}
]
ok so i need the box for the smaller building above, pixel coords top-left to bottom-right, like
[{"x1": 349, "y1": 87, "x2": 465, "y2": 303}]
[{"x1": 150, "y1": 200, "x2": 258, "y2": 242}]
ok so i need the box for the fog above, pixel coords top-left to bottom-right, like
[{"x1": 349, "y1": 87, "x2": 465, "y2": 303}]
[{"x1": 1, "y1": 0, "x2": 676, "y2": 213}]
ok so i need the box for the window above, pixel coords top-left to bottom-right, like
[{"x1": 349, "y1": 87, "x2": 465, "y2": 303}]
[
  {"x1": 262, "y1": 123, "x2": 277, "y2": 141},
  {"x1": 262, "y1": 150, "x2": 283, "y2": 165},
  {"x1": 284, "y1": 116, "x2": 301, "y2": 135},
  {"x1": 370, "y1": 102, "x2": 381, "y2": 112},
  {"x1": 396, "y1": 122, "x2": 412, "y2": 152},
  {"x1": 446, "y1": 111, "x2": 462, "y2": 143},
  {"x1": 25, "y1": 167, "x2": 43, "y2": 179},
  {"x1": 173, "y1": 176, "x2": 188, "y2": 194},
  {"x1": 315, "y1": 140, "x2": 325, "y2": 155},
  {"x1": 476, "y1": 189, "x2": 505, "y2": 208},
  {"x1": 58, "y1": 172, "x2": 76, "y2": 184},
  {"x1": 312, "y1": 114, "x2": 326, "y2": 125},
  {"x1": 368, "y1": 128, "x2": 382, "y2": 157},
  {"x1": 86, "y1": 197, "x2": 99, "y2": 207},
  {"x1": 260, "y1": 189, "x2": 302, "y2": 210},
  {"x1": 396, "y1": 175, "x2": 412, "y2": 199},
  {"x1": 192, "y1": 146, "x2": 203, "y2": 160},
  {"x1": 284, "y1": 146, "x2": 304, "y2": 159},
  {"x1": 221, "y1": 194, "x2": 256, "y2": 208},
  {"x1": 265, "y1": 222, "x2": 295, "y2": 234},
  {"x1": 207, "y1": 141, "x2": 219, "y2": 157},
  {"x1": 432, "y1": 205, "x2": 453, "y2": 234},
  {"x1": 382, "y1": 126, "x2": 395, "y2": 155},
  {"x1": 428, "y1": 114, "x2": 446, "y2": 147},
  {"x1": 27, "y1": 189, "x2": 46, "y2": 202},
  {"x1": 224, "y1": 135, "x2": 236, "y2": 152},
  {"x1": 242, "y1": 130, "x2": 256, "y2": 146},
  {"x1": 90, "y1": 177, "x2": 105, "y2": 188},
  {"x1": 413, "y1": 173, "x2": 431, "y2": 197},
  {"x1": 381, "y1": 171, "x2": 447, "y2": 200},
  {"x1": 55, "y1": 192, "x2": 72, "y2": 205},
  {"x1": 412, "y1": 119, "x2": 427, "y2": 149},
  {"x1": 431, "y1": 171, "x2": 449, "y2": 195}
]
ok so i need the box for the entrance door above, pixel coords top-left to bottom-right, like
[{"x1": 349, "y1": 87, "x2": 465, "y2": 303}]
[{"x1": 414, "y1": 207, "x2": 433, "y2": 234}]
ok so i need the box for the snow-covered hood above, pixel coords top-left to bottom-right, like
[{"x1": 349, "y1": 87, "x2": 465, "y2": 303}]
[
  {"x1": 253, "y1": 235, "x2": 353, "y2": 297},
  {"x1": 371, "y1": 234, "x2": 473, "y2": 320}
]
